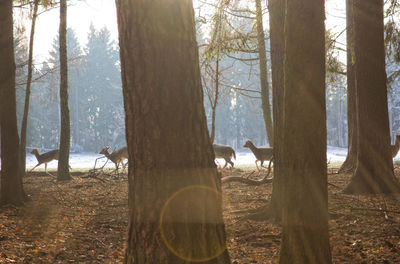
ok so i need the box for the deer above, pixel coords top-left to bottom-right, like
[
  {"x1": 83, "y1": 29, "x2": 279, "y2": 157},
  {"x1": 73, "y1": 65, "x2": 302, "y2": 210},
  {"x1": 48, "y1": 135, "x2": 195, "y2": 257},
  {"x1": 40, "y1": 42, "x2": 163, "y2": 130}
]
[
  {"x1": 391, "y1": 135, "x2": 400, "y2": 158},
  {"x1": 30, "y1": 148, "x2": 59, "y2": 173},
  {"x1": 99, "y1": 146, "x2": 128, "y2": 172},
  {"x1": 243, "y1": 139, "x2": 273, "y2": 170},
  {"x1": 213, "y1": 143, "x2": 236, "y2": 168}
]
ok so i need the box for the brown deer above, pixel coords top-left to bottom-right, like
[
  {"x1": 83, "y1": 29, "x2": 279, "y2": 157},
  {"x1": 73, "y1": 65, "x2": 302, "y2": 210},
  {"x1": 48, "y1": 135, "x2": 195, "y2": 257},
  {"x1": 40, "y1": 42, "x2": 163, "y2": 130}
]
[
  {"x1": 243, "y1": 139, "x2": 273, "y2": 170},
  {"x1": 99, "y1": 146, "x2": 128, "y2": 172},
  {"x1": 213, "y1": 143, "x2": 236, "y2": 168},
  {"x1": 30, "y1": 148, "x2": 59, "y2": 173},
  {"x1": 391, "y1": 135, "x2": 400, "y2": 158}
]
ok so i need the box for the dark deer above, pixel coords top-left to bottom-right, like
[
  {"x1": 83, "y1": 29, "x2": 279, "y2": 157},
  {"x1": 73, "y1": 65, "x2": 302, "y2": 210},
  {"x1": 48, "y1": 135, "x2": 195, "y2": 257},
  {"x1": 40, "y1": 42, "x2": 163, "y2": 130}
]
[
  {"x1": 30, "y1": 148, "x2": 59, "y2": 173},
  {"x1": 213, "y1": 143, "x2": 236, "y2": 168},
  {"x1": 99, "y1": 146, "x2": 128, "y2": 172},
  {"x1": 243, "y1": 139, "x2": 273, "y2": 170},
  {"x1": 391, "y1": 135, "x2": 400, "y2": 158}
]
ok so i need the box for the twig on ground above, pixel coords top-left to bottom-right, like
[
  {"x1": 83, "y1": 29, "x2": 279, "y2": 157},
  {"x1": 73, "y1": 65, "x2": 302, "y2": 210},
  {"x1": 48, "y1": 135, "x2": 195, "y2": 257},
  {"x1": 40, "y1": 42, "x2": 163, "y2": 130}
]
[{"x1": 222, "y1": 159, "x2": 273, "y2": 185}]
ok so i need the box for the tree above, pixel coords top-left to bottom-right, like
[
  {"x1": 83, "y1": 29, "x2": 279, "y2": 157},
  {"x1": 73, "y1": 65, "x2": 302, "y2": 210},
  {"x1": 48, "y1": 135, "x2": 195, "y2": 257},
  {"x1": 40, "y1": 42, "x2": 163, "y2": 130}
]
[
  {"x1": 245, "y1": 0, "x2": 285, "y2": 221},
  {"x1": 57, "y1": 0, "x2": 71, "y2": 181},
  {"x1": 279, "y1": 0, "x2": 332, "y2": 263},
  {"x1": 338, "y1": 0, "x2": 357, "y2": 173},
  {"x1": 200, "y1": 0, "x2": 234, "y2": 144},
  {"x1": 255, "y1": 0, "x2": 273, "y2": 147},
  {"x1": 115, "y1": 0, "x2": 231, "y2": 262},
  {"x1": 267, "y1": 0, "x2": 285, "y2": 220},
  {"x1": 81, "y1": 24, "x2": 123, "y2": 150},
  {"x1": 344, "y1": 0, "x2": 400, "y2": 194},
  {"x1": 0, "y1": 0, "x2": 26, "y2": 205},
  {"x1": 47, "y1": 28, "x2": 85, "y2": 150},
  {"x1": 198, "y1": 0, "x2": 274, "y2": 147},
  {"x1": 205, "y1": 1, "x2": 223, "y2": 143},
  {"x1": 20, "y1": 0, "x2": 40, "y2": 176}
]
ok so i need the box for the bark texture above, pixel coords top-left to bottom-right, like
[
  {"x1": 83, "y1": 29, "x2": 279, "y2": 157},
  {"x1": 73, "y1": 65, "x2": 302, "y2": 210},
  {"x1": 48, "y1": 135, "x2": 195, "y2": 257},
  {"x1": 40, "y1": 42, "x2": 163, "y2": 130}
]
[
  {"x1": 20, "y1": 0, "x2": 40, "y2": 176},
  {"x1": 0, "y1": 1, "x2": 25, "y2": 205},
  {"x1": 338, "y1": 0, "x2": 357, "y2": 174},
  {"x1": 57, "y1": 0, "x2": 72, "y2": 181},
  {"x1": 267, "y1": 0, "x2": 285, "y2": 220},
  {"x1": 115, "y1": 0, "x2": 231, "y2": 263},
  {"x1": 256, "y1": 0, "x2": 274, "y2": 147},
  {"x1": 279, "y1": 0, "x2": 332, "y2": 263},
  {"x1": 344, "y1": 0, "x2": 400, "y2": 194}
]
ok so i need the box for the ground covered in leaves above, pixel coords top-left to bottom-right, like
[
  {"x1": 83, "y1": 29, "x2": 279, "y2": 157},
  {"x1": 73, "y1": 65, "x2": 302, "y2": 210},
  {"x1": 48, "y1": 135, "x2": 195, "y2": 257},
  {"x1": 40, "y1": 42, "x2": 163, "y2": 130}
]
[{"x1": 1, "y1": 167, "x2": 400, "y2": 263}]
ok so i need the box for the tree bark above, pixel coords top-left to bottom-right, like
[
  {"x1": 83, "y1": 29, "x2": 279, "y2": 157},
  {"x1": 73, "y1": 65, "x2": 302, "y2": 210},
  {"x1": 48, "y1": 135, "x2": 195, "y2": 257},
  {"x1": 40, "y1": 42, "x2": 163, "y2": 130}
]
[
  {"x1": 267, "y1": 0, "x2": 285, "y2": 221},
  {"x1": 0, "y1": 1, "x2": 25, "y2": 205},
  {"x1": 57, "y1": 0, "x2": 71, "y2": 181},
  {"x1": 20, "y1": 0, "x2": 40, "y2": 176},
  {"x1": 279, "y1": 0, "x2": 332, "y2": 263},
  {"x1": 344, "y1": 0, "x2": 400, "y2": 194},
  {"x1": 115, "y1": 0, "x2": 231, "y2": 263},
  {"x1": 255, "y1": 0, "x2": 273, "y2": 147},
  {"x1": 338, "y1": 0, "x2": 357, "y2": 174}
]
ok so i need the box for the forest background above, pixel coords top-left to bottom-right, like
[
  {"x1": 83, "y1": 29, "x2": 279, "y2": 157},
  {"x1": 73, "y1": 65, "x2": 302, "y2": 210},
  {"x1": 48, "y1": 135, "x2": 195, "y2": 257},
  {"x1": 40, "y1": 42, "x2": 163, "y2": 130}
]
[{"x1": 14, "y1": 0, "x2": 400, "y2": 153}]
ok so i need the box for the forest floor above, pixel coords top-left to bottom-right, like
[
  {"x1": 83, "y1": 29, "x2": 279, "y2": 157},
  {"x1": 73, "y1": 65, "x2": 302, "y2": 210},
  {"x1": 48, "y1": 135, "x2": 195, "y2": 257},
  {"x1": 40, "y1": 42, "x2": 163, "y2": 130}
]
[{"x1": 1, "y1": 166, "x2": 400, "y2": 263}]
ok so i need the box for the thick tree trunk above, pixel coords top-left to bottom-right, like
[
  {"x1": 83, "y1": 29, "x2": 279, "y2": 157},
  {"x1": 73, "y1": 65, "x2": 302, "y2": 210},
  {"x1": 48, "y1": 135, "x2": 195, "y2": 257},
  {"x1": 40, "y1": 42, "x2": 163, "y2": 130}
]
[
  {"x1": 255, "y1": 0, "x2": 273, "y2": 147},
  {"x1": 279, "y1": 0, "x2": 332, "y2": 263},
  {"x1": 20, "y1": 0, "x2": 40, "y2": 176},
  {"x1": 267, "y1": 0, "x2": 285, "y2": 221},
  {"x1": 338, "y1": 0, "x2": 357, "y2": 174},
  {"x1": 57, "y1": 0, "x2": 71, "y2": 181},
  {"x1": 0, "y1": 1, "x2": 25, "y2": 205},
  {"x1": 116, "y1": 0, "x2": 231, "y2": 263},
  {"x1": 344, "y1": 0, "x2": 400, "y2": 194}
]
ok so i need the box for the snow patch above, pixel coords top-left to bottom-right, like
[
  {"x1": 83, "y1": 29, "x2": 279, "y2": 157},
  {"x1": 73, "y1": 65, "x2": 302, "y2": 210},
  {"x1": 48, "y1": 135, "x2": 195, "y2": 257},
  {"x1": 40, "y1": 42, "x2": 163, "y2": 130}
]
[{"x1": 26, "y1": 146, "x2": 350, "y2": 169}]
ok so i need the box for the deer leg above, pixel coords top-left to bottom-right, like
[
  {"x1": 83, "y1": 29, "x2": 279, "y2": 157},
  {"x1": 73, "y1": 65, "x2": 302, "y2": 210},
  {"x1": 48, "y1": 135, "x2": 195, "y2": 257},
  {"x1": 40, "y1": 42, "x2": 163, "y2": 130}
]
[
  {"x1": 228, "y1": 160, "x2": 234, "y2": 168},
  {"x1": 45, "y1": 163, "x2": 55, "y2": 177},
  {"x1": 267, "y1": 158, "x2": 274, "y2": 170},
  {"x1": 223, "y1": 159, "x2": 229, "y2": 169},
  {"x1": 29, "y1": 163, "x2": 40, "y2": 173},
  {"x1": 114, "y1": 162, "x2": 119, "y2": 175},
  {"x1": 255, "y1": 160, "x2": 260, "y2": 171}
]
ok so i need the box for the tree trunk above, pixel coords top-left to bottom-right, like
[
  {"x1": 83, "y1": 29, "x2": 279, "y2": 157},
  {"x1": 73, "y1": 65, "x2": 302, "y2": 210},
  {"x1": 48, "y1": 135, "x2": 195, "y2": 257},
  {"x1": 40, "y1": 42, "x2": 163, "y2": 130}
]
[
  {"x1": 338, "y1": 0, "x2": 357, "y2": 174},
  {"x1": 255, "y1": 0, "x2": 273, "y2": 147},
  {"x1": 267, "y1": 0, "x2": 285, "y2": 221},
  {"x1": 279, "y1": 0, "x2": 332, "y2": 263},
  {"x1": 115, "y1": 0, "x2": 231, "y2": 263},
  {"x1": 57, "y1": 0, "x2": 71, "y2": 181},
  {"x1": 344, "y1": 0, "x2": 400, "y2": 194},
  {"x1": 0, "y1": 1, "x2": 25, "y2": 205},
  {"x1": 20, "y1": 0, "x2": 40, "y2": 176},
  {"x1": 210, "y1": 53, "x2": 220, "y2": 143}
]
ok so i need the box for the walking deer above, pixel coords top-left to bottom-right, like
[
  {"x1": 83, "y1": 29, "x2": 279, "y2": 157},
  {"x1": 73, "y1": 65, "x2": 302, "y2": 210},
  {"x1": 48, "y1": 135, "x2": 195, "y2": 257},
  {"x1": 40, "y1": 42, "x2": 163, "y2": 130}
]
[
  {"x1": 213, "y1": 143, "x2": 236, "y2": 168},
  {"x1": 30, "y1": 148, "x2": 59, "y2": 173},
  {"x1": 243, "y1": 139, "x2": 273, "y2": 170},
  {"x1": 99, "y1": 146, "x2": 128, "y2": 172},
  {"x1": 391, "y1": 135, "x2": 400, "y2": 158}
]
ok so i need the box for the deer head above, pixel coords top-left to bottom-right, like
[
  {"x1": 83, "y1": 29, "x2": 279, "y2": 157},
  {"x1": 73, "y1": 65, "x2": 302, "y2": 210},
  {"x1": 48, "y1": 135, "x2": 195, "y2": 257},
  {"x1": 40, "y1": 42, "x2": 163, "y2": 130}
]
[
  {"x1": 99, "y1": 146, "x2": 111, "y2": 155},
  {"x1": 243, "y1": 140, "x2": 253, "y2": 148}
]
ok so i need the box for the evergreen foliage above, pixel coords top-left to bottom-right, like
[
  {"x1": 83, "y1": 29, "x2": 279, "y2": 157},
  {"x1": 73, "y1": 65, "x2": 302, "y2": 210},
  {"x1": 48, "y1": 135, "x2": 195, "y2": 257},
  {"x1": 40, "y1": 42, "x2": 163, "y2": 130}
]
[{"x1": 21, "y1": 26, "x2": 124, "y2": 152}]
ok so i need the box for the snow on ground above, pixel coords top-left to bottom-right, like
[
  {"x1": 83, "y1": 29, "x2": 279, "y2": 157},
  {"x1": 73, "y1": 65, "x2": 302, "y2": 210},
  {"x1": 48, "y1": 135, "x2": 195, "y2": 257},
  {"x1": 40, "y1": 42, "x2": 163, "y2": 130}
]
[
  {"x1": 26, "y1": 152, "x2": 117, "y2": 170},
  {"x1": 26, "y1": 146, "x2": 349, "y2": 170},
  {"x1": 215, "y1": 146, "x2": 348, "y2": 167},
  {"x1": 326, "y1": 146, "x2": 348, "y2": 163}
]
